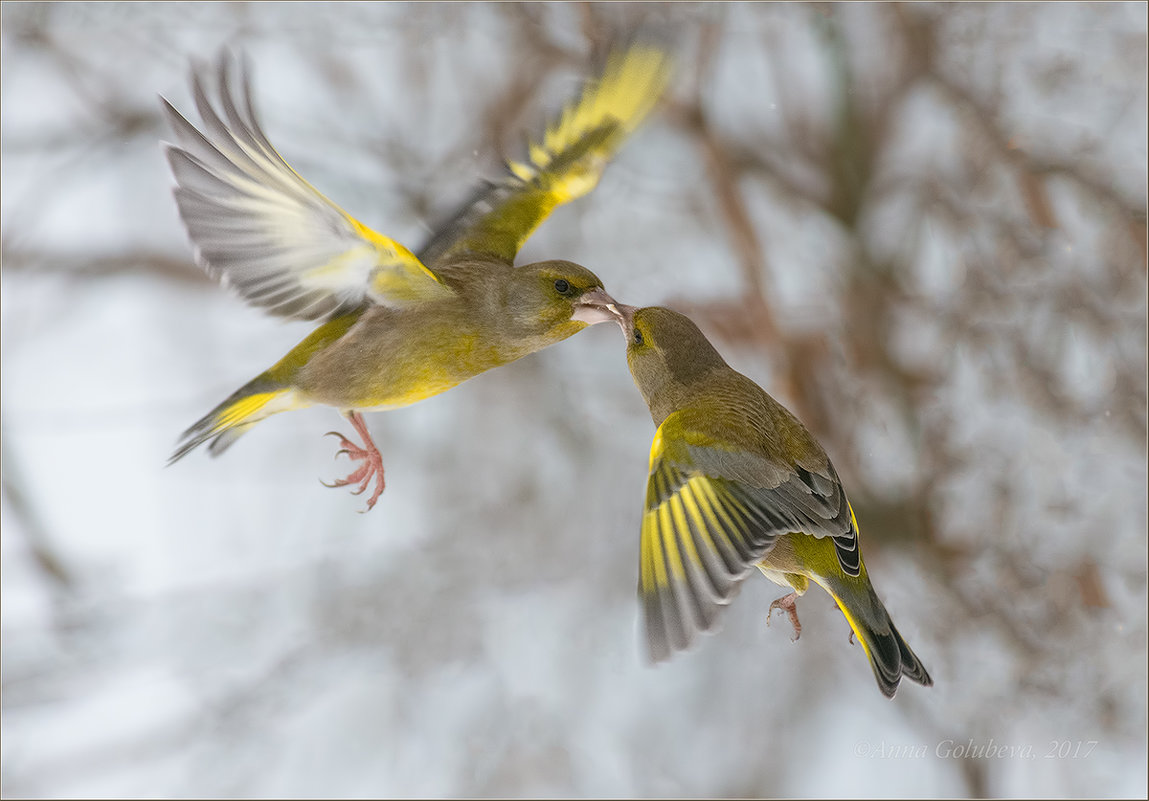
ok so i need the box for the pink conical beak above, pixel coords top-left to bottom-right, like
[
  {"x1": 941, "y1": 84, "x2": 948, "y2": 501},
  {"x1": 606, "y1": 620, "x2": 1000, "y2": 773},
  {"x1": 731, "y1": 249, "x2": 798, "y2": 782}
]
[
  {"x1": 610, "y1": 302, "x2": 637, "y2": 334},
  {"x1": 571, "y1": 287, "x2": 621, "y2": 325}
]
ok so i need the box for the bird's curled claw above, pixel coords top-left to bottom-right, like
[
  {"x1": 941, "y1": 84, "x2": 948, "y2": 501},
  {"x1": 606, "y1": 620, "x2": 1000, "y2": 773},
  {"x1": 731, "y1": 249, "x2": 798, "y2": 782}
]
[
  {"x1": 321, "y1": 412, "x2": 386, "y2": 512},
  {"x1": 767, "y1": 592, "x2": 802, "y2": 642}
]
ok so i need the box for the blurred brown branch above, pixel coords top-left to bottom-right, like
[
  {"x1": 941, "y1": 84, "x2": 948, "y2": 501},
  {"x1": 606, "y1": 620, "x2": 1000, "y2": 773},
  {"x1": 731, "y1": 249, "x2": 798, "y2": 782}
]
[
  {"x1": 611, "y1": 6, "x2": 1145, "y2": 758},
  {"x1": 2, "y1": 5, "x2": 1144, "y2": 797},
  {"x1": 1, "y1": 249, "x2": 207, "y2": 284},
  {"x1": 1, "y1": 432, "x2": 75, "y2": 592}
]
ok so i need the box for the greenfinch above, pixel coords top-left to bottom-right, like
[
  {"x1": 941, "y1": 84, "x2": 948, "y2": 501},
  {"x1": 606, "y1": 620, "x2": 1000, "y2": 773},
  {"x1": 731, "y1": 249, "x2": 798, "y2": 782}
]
[
  {"x1": 162, "y1": 44, "x2": 671, "y2": 509},
  {"x1": 604, "y1": 305, "x2": 932, "y2": 697}
]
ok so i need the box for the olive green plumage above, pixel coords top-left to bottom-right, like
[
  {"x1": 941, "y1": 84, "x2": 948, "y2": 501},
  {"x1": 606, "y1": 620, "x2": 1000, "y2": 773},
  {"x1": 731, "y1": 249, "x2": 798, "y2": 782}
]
[
  {"x1": 170, "y1": 260, "x2": 606, "y2": 462},
  {"x1": 612, "y1": 305, "x2": 932, "y2": 697},
  {"x1": 163, "y1": 45, "x2": 671, "y2": 507}
]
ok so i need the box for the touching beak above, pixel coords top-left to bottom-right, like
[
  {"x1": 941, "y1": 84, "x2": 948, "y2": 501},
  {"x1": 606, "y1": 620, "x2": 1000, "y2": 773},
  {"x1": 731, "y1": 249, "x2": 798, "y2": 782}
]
[
  {"x1": 571, "y1": 287, "x2": 622, "y2": 325},
  {"x1": 609, "y1": 302, "x2": 637, "y2": 339}
]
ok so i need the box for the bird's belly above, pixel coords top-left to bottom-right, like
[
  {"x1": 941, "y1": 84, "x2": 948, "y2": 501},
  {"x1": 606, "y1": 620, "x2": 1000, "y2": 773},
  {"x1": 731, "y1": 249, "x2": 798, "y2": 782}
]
[
  {"x1": 756, "y1": 537, "x2": 811, "y2": 596},
  {"x1": 757, "y1": 530, "x2": 847, "y2": 595},
  {"x1": 756, "y1": 533, "x2": 806, "y2": 579},
  {"x1": 297, "y1": 330, "x2": 508, "y2": 412},
  {"x1": 351, "y1": 376, "x2": 467, "y2": 411}
]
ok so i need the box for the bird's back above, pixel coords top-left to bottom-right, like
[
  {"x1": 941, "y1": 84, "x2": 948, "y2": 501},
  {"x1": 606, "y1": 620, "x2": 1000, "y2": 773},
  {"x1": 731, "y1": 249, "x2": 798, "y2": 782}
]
[{"x1": 677, "y1": 368, "x2": 833, "y2": 477}]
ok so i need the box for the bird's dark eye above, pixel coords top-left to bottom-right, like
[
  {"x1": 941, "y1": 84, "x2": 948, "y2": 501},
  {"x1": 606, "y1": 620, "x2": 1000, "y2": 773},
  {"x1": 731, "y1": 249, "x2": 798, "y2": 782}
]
[
  {"x1": 633, "y1": 328, "x2": 644, "y2": 346},
  {"x1": 553, "y1": 278, "x2": 571, "y2": 294}
]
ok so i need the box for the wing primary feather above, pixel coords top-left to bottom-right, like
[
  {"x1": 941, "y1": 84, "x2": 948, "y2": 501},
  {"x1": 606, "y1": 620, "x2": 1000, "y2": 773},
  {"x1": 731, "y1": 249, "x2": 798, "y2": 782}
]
[
  {"x1": 655, "y1": 504, "x2": 693, "y2": 652},
  {"x1": 666, "y1": 496, "x2": 720, "y2": 635},
  {"x1": 190, "y1": 61, "x2": 268, "y2": 180},
  {"x1": 661, "y1": 499, "x2": 714, "y2": 644},
  {"x1": 669, "y1": 494, "x2": 725, "y2": 606},
  {"x1": 216, "y1": 54, "x2": 276, "y2": 165},
  {"x1": 680, "y1": 484, "x2": 741, "y2": 599},
  {"x1": 640, "y1": 515, "x2": 672, "y2": 663},
  {"x1": 725, "y1": 484, "x2": 791, "y2": 547},
  {"x1": 694, "y1": 480, "x2": 754, "y2": 567},
  {"x1": 162, "y1": 50, "x2": 447, "y2": 321},
  {"x1": 710, "y1": 486, "x2": 758, "y2": 563},
  {"x1": 689, "y1": 480, "x2": 746, "y2": 577},
  {"x1": 416, "y1": 42, "x2": 671, "y2": 266}
]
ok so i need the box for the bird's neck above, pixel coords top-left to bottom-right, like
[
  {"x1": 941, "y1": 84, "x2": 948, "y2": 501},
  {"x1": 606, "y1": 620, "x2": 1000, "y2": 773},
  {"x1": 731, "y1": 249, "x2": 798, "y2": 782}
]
[
  {"x1": 642, "y1": 373, "x2": 709, "y2": 427},
  {"x1": 493, "y1": 320, "x2": 583, "y2": 363}
]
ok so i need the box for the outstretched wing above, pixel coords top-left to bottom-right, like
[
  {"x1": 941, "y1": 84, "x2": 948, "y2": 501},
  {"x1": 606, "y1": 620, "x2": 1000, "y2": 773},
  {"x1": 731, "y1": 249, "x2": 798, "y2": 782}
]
[
  {"x1": 639, "y1": 417, "x2": 859, "y2": 663},
  {"x1": 161, "y1": 52, "x2": 452, "y2": 321},
  {"x1": 418, "y1": 43, "x2": 672, "y2": 267}
]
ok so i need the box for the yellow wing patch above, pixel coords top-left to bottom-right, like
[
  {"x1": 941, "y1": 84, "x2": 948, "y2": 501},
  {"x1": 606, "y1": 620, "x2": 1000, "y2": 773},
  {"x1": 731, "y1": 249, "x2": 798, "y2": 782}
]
[
  {"x1": 346, "y1": 218, "x2": 452, "y2": 303},
  {"x1": 638, "y1": 418, "x2": 795, "y2": 661},
  {"x1": 640, "y1": 475, "x2": 761, "y2": 592},
  {"x1": 510, "y1": 44, "x2": 672, "y2": 205},
  {"x1": 419, "y1": 42, "x2": 673, "y2": 265},
  {"x1": 639, "y1": 471, "x2": 761, "y2": 660}
]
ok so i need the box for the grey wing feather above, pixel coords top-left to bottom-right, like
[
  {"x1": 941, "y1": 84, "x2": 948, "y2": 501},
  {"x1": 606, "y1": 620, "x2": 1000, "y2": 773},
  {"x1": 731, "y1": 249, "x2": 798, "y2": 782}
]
[
  {"x1": 641, "y1": 439, "x2": 863, "y2": 663},
  {"x1": 161, "y1": 51, "x2": 449, "y2": 321},
  {"x1": 686, "y1": 445, "x2": 860, "y2": 575}
]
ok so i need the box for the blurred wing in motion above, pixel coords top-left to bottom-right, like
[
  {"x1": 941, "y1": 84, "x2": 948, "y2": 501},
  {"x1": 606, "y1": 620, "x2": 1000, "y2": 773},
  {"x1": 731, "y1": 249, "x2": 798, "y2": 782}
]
[
  {"x1": 419, "y1": 42, "x2": 672, "y2": 266},
  {"x1": 161, "y1": 52, "x2": 452, "y2": 321},
  {"x1": 639, "y1": 418, "x2": 859, "y2": 662}
]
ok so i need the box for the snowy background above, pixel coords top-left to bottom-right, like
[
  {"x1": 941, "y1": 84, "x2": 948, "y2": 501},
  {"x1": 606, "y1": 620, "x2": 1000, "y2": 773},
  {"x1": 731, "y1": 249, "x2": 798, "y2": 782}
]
[{"x1": 2, "y1": 3, "x2": 1146, "y2": 797}]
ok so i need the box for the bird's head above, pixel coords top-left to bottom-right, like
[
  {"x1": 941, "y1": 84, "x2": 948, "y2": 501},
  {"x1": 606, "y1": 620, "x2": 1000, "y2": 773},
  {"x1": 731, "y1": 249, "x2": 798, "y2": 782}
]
[
  {"x1": 604, "y1": 305, "x2": 729, "y2": 424},
  {"x1": 505, "y1": 259, "x2": 619, "y2": 342}
]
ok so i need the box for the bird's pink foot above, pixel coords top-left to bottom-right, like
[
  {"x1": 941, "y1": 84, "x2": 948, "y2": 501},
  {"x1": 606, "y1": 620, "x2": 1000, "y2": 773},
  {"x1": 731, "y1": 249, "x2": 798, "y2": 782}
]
[
  {"x1": 767, "y1": 592, "x2": 802, "y2": 642},
  {"x1": 321, "y1": 411, "x2": 385, "y2": 512}
]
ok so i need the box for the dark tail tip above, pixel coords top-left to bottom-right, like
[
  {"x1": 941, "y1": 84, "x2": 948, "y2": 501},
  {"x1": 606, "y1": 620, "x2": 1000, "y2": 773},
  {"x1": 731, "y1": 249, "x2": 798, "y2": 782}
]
[
  {"x1": 896, "y1": 626, "x2": 933, "y2": 689},
  {"x1": 867, "y1": 619, "x2": 932, "y2": 698},
  {"x1": 167, "y1": 414, "x2": 218, "y2": 466},
  {"x1": 167, "y1": 376, "x2": 280, "y2": 466}
]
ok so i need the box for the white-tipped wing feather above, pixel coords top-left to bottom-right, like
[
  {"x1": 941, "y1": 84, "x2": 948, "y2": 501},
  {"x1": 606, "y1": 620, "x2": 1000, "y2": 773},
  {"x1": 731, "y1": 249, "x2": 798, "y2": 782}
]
[{"x1": 162, "y1": 53, "x2": 451, "y2": 321}]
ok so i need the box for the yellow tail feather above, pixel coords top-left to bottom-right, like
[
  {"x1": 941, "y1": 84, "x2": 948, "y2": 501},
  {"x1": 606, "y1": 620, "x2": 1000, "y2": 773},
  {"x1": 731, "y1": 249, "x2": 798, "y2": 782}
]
[
  {"x1": 215, "y1": 391, "x2": 278, "y2": 430},
  {"x1": 170, "y1": 381, "x2": 299, "y2": 464}
]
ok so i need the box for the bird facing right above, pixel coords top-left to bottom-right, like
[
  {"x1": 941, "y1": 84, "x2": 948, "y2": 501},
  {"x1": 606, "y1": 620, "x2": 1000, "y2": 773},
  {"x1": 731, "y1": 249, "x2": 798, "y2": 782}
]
[
  {"x1": 604, "y1": 304, "x2": 933, "y2": 698},
  {"x1": 161, "y1": 44, "x2": 671, "y2": 511}
]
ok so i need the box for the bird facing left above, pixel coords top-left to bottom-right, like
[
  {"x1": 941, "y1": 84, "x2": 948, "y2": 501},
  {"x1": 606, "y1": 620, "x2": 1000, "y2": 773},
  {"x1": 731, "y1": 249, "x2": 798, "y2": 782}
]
[
  {"x1": 604, "y1": 304, "x2": 933, "y2": 698},
  {"x1": 162, "y1": 45, "x2": 672, "y2": 510}
]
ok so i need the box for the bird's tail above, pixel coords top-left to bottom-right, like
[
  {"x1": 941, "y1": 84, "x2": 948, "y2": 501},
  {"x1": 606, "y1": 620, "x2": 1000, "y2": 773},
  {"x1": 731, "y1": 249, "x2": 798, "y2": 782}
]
[
  {"x1": 816, "y1": 571, "x2": 933, "y2": 698},
  {"x1": 169, "y1": 374, "x2": 299, "y2": 464}
]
